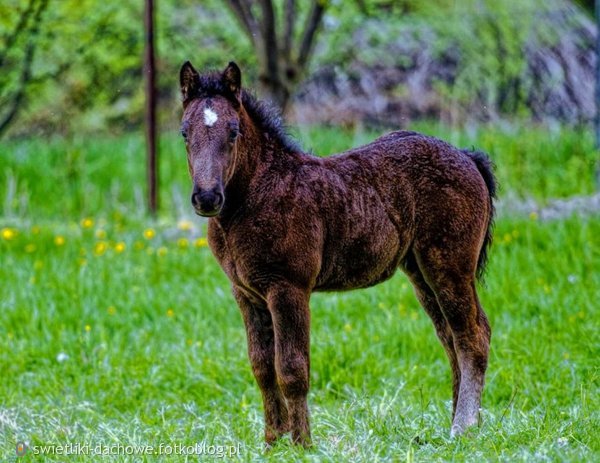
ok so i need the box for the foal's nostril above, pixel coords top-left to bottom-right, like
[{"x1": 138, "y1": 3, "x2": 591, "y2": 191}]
[
  {"x1": 191, "y1": 187, "x2": 223, "y2": 215},
  {"x1": 212, "y1": 191, "x2": 223, "y2": 207},
  {"x1": 191, "y1": 192, "x2": 202, "y2": 207}
]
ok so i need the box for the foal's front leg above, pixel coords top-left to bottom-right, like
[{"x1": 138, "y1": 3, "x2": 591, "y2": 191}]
[
  {"x1": 234, "y1": 288, "x2": 289, "y2": 445},
  {"x1": 267, "y1": 284, "x2": 311, "y2": 446}
]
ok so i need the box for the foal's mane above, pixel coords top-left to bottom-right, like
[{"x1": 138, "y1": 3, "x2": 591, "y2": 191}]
[{"x1": 196, "y1": 71, "x2": 301, "y2": 153}]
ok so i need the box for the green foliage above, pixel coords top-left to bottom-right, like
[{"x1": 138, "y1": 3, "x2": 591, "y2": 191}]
[
  {"x1": 0, "y1": 0, "x2": 256, "y2": 137},
  {"x1": 0, "y1": 0, "x2": 588, "y2": 137}
]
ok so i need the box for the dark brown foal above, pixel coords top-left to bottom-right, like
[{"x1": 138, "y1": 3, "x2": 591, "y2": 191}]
[{"x1": 179, "y1": 61, "x2": 496, "y2": 445}]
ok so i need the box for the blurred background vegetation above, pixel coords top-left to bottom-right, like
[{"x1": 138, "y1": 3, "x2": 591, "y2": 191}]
[{"x1": 0, "y1": 0, "x2": 596, "y2": 138}]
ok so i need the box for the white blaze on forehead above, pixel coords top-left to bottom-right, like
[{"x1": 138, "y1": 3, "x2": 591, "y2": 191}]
[{"x1": 203, "y1": 108, "x2": 218, "y2": 127}]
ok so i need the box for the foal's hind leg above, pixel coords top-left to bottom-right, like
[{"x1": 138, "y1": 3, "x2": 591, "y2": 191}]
[
  {"x1": 234, "y1": 288, "x2": 289, "y2": 445},
  {"x1": 403, "y1": 253, "x2": 461, "y2": 418},
  {"x1": 415, "y1": 251, "x2": 491, "y2": 436}
]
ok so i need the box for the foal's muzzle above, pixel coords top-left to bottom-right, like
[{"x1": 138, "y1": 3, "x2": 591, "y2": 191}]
[{"x1": 191, "y1": 185, "x2": 223, "y2": 217}]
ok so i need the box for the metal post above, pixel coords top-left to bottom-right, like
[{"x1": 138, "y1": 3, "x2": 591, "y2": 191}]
[
  {"x1": 595, "y1": 0, "x2": 600, "y2": 188},
  {"x1": 144, "y1": 0, "x2": 158, "y2": 214}
]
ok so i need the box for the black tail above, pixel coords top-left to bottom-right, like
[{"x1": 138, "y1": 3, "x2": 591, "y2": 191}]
[{"x1": 464, "y1": 149, "x2": 497, "y2": 281}]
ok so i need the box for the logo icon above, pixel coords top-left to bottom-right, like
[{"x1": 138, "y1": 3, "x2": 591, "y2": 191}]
[{"x1": 16, "y1": 441, "x2": 27, "y2": 456}]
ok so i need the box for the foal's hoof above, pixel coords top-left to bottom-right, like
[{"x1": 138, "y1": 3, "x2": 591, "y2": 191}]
[
  {"x1": 263, "y1": 433, "x2": 312, "y2": 451},
  {"x1": 291, "y1": 430, "x2": 312, "y2": 448},
  {"x1": 450, "y1": 419, "x2": 479, "y2": 438}
]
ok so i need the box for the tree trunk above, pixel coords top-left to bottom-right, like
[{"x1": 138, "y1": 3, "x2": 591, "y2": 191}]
[
  {"x1": 225, "y1": 0, "x2": 325, "y2": 113},
  {"x1": 144, "y1": 0, "x2": 158, "y2": 214}
]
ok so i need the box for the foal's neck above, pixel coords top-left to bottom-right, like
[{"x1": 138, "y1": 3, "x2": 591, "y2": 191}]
[{"x1": 228, "y1": 109, "x2": 302, "y2": 188}]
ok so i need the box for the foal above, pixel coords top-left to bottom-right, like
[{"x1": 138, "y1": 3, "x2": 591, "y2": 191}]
[{"x1": 179, "y1": 61, "x2": 496, "y2": 446}]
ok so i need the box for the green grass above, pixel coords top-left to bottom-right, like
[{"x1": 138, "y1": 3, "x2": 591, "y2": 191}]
[
  {"x1": 0, "y1": 125, "x2": 599, "y2": 461},
  {"x1": 0, "y1": 123, "x2": 597, "y2": 222}
]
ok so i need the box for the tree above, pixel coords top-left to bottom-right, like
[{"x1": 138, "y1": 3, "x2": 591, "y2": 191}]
[
  {"x1": 0, "y1": 0, "x2": 50, "y2": 138},
  {"x1": 224, "y1": 0, "x2": 327, "y2": 111}
]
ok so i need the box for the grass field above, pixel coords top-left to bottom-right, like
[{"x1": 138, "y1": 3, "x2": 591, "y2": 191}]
[{"x1": 1, "y1": 125, "x2": 599, "y2": 461}]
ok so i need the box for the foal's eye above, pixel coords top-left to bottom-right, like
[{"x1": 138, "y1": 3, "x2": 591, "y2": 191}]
[
  {"x1": 180, "y1": 129, "x2": 188, "y2": 142},
  {"x1": 228, "y1": 121, "x2": 239, "y2": 143}
]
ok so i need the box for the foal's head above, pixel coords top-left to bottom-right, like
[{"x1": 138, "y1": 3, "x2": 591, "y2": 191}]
[{"x1": 179, "y1": 61, "x2": 242, "y2": 217}]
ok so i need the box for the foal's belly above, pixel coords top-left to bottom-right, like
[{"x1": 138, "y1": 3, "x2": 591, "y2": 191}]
[{"x1": 314, "y1": 226, "x2": 405, "y2": 291}]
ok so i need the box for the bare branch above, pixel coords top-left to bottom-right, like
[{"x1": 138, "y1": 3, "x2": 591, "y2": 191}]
[
  {"x1": 258, "y1": 0, "x2": 279, "y2": 83},
  {"x1": 225, "y1": 0, "x2": 261, "y2": 47},
  {"x1": 239, "y1": 0, "x2": 260, "y2": 37},
  {"x1": 282, "y1": 0, "x2": 295, "y2": 62},
  {"x1": 297, "y1": 0, "x2": 326, "y2": 68}
]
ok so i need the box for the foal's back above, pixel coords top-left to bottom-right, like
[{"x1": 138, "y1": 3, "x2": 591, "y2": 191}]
[{"x1": 309, "y1": 130, "x2": 490, "y2": 291}]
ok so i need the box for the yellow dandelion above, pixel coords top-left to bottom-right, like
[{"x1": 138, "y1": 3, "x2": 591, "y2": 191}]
[
  {"x1": 343, "y1": 323, "x2": 352, "y2": 332},
  {"x1": 84, "y1": 324, "x2": 91, "y2": 332},
  {"x1": 81, "y1": 218, "x2": 94, "y2": 229},
  {"x1": 1, "y1": 228, "x2": 17, "y2": 240},
  {"x1": 143, "y1": 228, "x2": 156, "y2": 240},
  {"x1": 107, "y1": 306, "x2": 116, "y2": 315},
  {"x1": 31, "y1": 225, "x2": 41, "y2": 234},
  {"x1": 29, "y1": 276, "x2": 36, "y2": 285},
  {"x1": 503, "y1": 233, "x2": 512, "y2": 244},
  {"x1": 194, "y1": 237, "x2": 208, "y2": 247},
  {"x1": 78, "y1": 258, "x2": 87, "y2": 267},
  {"x1": 410, "y1": 311, "x2": 418, "y2": 320},
  {"x1": 94, "y1": 241, "x2": 108, "y2": 256},
  {"x1": 186, "y1": 339, "x2": 194, "y2": 346},
  {"x1": 177, "y1": 220, "x2": 193, "y2": 231},
  {"x1": 114, "y1": 242, "x2": 126, "y2": 253},
  {"x1": 25, "y1": 243, "x2": 36, "y2": 253},
  {"x1": 166, "y1": 308, "x2": 174, "y2": 318},
  {"x1": 563, "y1": 352, "x2": 570, "y2": 360},
  {"x1": 157, "y1": 246, "x2": 168, "y2": 257},
  {"x1": 543, "y1": 284, "x2": 551, "y2": 294},
  {"x1": 34, "y1": 260, "x2": 43, "y2": 270},
  {"x1": 177, "y1": 238, "x2": 189, "y2": 248},
  {"x1": 95, "y1": 229, "x2": 107, "y2": 239},
  {"x1": 577, "y1": 310, "x2": 585, "y2": 319},
  {"x1": 54, "y1": 235, "x2": 65, "y2": 246},
  {"x1": 529, "y1": 211, "x2": 538, "y2": 221},
  {"x1": 378, "y1": 302, "x2": 385, "y2": 309}
]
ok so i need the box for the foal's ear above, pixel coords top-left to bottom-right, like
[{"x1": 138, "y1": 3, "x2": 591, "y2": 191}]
[
  {"x1": 180, "y1": 61, "x2": 200, "y2": 103},
  {"x1": 222, "y1": 61, "x2": 242, "y2": 100}
]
